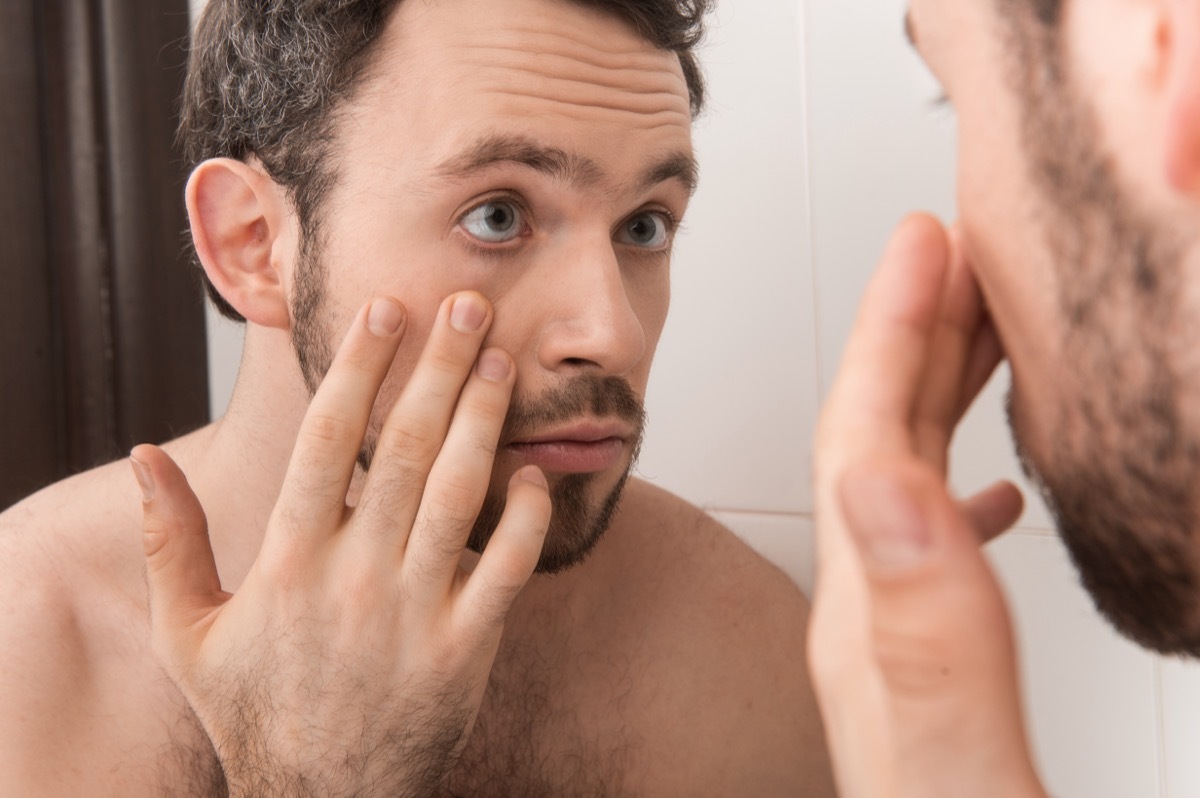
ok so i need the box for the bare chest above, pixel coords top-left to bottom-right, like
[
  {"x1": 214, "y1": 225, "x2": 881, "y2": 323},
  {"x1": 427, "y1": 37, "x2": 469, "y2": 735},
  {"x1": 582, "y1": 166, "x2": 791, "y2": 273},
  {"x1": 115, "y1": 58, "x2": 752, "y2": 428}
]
[
  {"x1": 147, "y1": 632, "x2": 654, "y2": 797},
  {"x1": 435, "y1": 634, "x2": 650, "y2": 798}
]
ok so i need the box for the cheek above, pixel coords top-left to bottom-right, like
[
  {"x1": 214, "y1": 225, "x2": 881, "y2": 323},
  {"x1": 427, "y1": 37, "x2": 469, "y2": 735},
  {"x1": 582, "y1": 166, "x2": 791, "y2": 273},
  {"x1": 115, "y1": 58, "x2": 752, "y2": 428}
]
[{"x1": 630, "y1": 267, "x2": 670, "y2": 341}]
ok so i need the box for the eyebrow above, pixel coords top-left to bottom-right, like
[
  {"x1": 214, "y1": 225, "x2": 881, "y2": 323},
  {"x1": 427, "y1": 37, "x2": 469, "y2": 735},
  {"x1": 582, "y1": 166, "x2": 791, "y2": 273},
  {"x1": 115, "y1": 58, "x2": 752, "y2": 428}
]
[{"x1": 434, "y1": 133, "x2": 699, "y2": 197}]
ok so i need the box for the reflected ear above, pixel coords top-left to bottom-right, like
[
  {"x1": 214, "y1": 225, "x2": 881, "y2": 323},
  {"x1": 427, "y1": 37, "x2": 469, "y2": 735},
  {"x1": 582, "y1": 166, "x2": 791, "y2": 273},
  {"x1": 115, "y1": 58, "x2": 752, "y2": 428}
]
[
  {"x1": 1162, "y1": 0, "x2": 1200, "y2": 194},
  {"x1": 185, "y1": 158, "x2": 294, "y2": 329}
]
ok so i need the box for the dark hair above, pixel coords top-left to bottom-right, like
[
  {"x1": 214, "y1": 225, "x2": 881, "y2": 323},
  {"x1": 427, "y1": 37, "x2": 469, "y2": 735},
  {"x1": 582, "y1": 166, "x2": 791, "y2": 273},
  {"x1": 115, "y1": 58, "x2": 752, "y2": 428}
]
[{"x1": 179, "y1": 0, "x2": 712, "y2": 321}]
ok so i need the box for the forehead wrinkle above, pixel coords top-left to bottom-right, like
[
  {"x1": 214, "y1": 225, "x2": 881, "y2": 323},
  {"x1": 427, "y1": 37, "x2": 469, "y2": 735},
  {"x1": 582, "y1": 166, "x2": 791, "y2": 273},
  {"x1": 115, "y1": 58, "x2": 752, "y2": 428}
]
[
  {"x1": 464, "y1": 49, "x2": 686, "y2": 98},
  {"x1": 457, "y1": 55, "x2": 690, "y2": 120},
  {"x1": 457, "y1": 16, "x2": 679, "y2": 59}
]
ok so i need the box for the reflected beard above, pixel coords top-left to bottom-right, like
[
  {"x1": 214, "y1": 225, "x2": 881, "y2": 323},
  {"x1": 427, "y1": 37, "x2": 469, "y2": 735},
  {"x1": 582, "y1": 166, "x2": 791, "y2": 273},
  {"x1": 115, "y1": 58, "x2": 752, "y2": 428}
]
[
  {"x1": 288, "y1": 252, "x2": 646, "y2": 575},
  {"x1": 1005, "y1": 20, "x2": 1200, "y2": 654}
]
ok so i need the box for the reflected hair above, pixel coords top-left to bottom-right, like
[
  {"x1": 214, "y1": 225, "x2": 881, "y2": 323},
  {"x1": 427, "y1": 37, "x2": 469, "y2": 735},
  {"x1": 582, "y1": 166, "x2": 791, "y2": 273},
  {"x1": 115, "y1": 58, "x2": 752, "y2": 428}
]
[{"x1": 178, "y1": 0, "x2": 712, "y2": 322}]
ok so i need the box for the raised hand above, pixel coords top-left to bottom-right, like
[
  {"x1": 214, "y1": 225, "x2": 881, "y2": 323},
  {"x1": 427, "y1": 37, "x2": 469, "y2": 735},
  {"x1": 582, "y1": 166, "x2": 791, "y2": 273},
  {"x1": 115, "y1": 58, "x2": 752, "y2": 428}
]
[
  {"x1": 131, "y1": 292, "x2": 551, "y2": 797},
  {"x1": 808, "y1": 215, "x2": 1049, "y2": 798}
]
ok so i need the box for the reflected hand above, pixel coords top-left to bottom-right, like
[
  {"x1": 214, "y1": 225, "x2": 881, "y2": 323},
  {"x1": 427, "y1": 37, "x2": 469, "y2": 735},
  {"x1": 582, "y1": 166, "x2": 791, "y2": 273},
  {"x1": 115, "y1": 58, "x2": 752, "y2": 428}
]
[
  {"x1": 132, "y1": 292, "x2": 551, "y2": 797},
  {"x1": 808, "y1": 215, "x2": 1048, "y2": 797}
]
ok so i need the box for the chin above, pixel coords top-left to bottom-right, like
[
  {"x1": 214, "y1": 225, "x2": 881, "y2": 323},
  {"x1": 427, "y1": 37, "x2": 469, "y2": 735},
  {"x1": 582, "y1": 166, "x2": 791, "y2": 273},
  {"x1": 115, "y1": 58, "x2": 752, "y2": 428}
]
[
  {"x1": 467, "y1": 466, "x2": 633, "y2": 576},
  {"x1": 1007, "y1": 381, "x2": 1200, "y2": 655}
]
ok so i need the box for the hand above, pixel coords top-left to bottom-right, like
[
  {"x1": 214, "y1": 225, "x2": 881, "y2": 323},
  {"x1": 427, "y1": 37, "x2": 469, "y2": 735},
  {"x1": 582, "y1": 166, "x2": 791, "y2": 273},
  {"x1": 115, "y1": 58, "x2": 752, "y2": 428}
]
[
  {"x1": 131, "y1": 292, "x2": 551, "y2": 797},
  {"x1": 808, "y1": 215, "x2": 1048, "y2": 798}
]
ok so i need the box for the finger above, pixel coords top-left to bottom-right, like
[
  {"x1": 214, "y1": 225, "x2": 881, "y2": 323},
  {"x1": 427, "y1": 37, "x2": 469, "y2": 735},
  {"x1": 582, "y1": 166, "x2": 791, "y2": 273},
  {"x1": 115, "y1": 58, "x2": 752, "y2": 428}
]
[
  {"x1": 960, "y1": 480, "x2": 1024, "y2": 544},
  {"x1": 132, "y1": 444, "x2": 230, "y2": 661},
  {"x1": 815, "y1": 214, "x2": 951, "y2": 570},
  {"x1": 272, "y1": 297, "x2": 408, "y2": 543},
  {"x1": 402, "y1": 347, "x2": 516, "y2": 590},
  {"x1": 822, "y1": 214, "x2": 952, "y2": 461},
  {"x1": 838, "y1": 462, "x2": 1045, "y2": 795},
  {"x1": 456, "y1": 466, "x2": 552, "y2": 639},
  {"x1": 956, "y1": 315, "x2": 1005, "y2": 425},
  {"x1": 912, "y1": 241, "x2": 987, "y2": 470},
  {"x1": 355, "y1": 292, "x2": 493, "y2": 541}
]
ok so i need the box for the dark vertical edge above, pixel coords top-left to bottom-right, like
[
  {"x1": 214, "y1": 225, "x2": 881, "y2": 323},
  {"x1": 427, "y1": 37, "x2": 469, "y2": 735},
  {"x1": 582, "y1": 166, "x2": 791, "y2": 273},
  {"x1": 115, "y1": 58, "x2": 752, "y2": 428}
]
[
  {"x1": 0, "y1": 0, "x2": 58, "y2": 508},
  {"x1": 100, "y1": 0, "x2": 209, "y2": 453},
  {"x1": 41, "y1": 0, "x2": 118, "y2": 473}
]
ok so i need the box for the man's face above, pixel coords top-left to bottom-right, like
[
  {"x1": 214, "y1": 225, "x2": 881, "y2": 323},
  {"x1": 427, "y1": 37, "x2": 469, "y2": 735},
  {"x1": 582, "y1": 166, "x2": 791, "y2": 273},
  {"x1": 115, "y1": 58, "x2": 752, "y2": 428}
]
[
  {"x1": 286, "y1": 0, "x2": 694, "y2": 573},
  {"x1": 908, "y1": 0, "x2": 1200, "y2": 653}
]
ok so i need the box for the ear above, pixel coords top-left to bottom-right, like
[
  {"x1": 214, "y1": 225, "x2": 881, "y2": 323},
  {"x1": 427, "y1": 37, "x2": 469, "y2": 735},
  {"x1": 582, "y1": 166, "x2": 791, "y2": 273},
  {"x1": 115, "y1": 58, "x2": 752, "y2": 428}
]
[
  {"x1": 185, "y1": 158, "x2": 295, "y2": 329},
  {"x1": 1161, "y1": 0, "x2": 1200, "y2": 193}
]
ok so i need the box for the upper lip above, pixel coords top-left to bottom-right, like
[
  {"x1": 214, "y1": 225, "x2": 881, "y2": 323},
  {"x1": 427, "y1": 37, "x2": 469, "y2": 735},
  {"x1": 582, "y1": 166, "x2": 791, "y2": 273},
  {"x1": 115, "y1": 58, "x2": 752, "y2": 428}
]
[{"x1": 507, "y1": 420, "x2": 632, "y2": 446}]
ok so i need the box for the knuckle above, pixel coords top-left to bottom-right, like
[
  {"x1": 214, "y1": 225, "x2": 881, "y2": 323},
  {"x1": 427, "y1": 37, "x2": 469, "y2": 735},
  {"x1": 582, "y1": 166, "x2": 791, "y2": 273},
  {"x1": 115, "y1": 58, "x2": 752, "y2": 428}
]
[
  {"x1": 430, "y1": 467, "x2": 484, "y2": 516},
  {"x1": 302, "y1": 412, "x2": 357, "y2": 449},
  {"x1": 378, "y1": 415, "x2": 438, "y2": 462},
  {"x1": 256, "y1": 538, "x2": 309, "y2": 593},
  {"x1": 427, "y1": 342, "x2": 474, "y2": 376}
]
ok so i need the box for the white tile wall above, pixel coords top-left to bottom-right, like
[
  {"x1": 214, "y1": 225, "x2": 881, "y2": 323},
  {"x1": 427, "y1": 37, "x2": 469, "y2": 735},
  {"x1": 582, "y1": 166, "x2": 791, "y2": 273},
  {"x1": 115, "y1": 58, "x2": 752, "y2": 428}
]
[
  {"x1": 636, "y1": 0, "x2": 819, "y2": 516},
  {"x1": 200, "y1": 0, "x2": 1200, "y2": 793},
  {"x1": 989, "y1": 532, "x2": 1162, "y2": 798}
]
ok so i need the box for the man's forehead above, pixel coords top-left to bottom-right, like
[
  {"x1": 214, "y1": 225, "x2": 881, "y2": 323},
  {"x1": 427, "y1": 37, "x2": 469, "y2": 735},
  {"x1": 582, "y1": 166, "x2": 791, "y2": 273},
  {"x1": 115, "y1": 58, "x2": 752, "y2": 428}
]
[{"x1": 371, "y1": 0, "x2": 692, "y2": 117}]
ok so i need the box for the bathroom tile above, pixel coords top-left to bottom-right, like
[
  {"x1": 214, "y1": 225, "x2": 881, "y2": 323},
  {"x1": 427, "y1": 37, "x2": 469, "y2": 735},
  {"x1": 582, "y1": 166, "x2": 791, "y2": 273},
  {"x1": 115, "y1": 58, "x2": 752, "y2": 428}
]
[
  {"x1": 709, "y1": 510, "x2": 814, "y2": 596},
  {"x1": 988, "y1": 531, "x2": 1161, "y2": 798}
]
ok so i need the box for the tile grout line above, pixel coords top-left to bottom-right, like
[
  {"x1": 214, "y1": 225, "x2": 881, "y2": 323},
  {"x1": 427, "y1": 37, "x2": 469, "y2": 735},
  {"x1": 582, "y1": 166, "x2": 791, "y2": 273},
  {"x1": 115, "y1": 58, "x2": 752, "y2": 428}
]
[{"x1": 1155, "y1": 657, "x2": 1169, "y2": 798}]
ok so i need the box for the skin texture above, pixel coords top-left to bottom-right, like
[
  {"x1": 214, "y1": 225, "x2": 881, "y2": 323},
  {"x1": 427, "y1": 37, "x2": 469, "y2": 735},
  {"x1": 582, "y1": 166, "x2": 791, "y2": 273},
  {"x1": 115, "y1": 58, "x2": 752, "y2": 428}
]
[
  {"x1": 0, "y1": 0, "x2": 833, "y2": 794},
  {"x1": 810, "y1": 0, "x2": 1200, "y2": 795}
]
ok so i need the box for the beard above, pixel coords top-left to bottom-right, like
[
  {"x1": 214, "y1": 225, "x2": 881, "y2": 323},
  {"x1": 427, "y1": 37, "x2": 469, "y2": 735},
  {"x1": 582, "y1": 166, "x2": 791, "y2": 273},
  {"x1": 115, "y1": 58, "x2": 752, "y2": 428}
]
[
  {"x1": 1003, "y1": 16, "x2": 1200, "y2": 654},
  {"x1": 289, "y1": 245, "x2": 645, "y2": 576}
]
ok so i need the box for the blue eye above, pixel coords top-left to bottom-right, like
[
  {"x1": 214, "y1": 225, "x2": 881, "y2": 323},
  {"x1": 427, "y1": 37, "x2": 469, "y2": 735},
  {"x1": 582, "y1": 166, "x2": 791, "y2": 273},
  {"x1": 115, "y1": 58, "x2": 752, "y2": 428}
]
[
  {"x1": 460, "y1": 200, "x2": 525, "y2": 243},
  {"x1": 618, "y1": 211, "x2": 671, "y2": 249}
]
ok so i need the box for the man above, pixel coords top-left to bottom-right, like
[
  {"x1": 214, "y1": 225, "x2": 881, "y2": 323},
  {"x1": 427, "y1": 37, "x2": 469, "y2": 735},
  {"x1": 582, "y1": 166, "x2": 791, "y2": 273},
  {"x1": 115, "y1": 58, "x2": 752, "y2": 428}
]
[
  {"x1": 0, "y1": 0, "x2": 833, "y2": 794},
  {"x1": 810, "y1": 0, "x2": 1200, "y2": 795}
]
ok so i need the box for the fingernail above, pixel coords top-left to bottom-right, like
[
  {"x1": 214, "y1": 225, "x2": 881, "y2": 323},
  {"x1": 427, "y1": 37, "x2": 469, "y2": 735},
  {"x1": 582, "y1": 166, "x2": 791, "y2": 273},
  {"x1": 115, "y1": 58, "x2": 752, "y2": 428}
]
[
  {"x1": 450, "y1": 294, "x2": 487, "y2": 332},
  {"x1": 476, "y1": 350, "x2": 510, "y2": 382},
  {"x1": 367, "y1": 298, "x2": 404, "y2": 336},
  {"x1": 839, "y1": 469, "x2": 932, "y2": 569},
  {"x1": 130, "y1": 456, "x2": 155, "y2": 503},
  {"x1": 518, "y1": 466, "x2": 548, "y2": 489}
]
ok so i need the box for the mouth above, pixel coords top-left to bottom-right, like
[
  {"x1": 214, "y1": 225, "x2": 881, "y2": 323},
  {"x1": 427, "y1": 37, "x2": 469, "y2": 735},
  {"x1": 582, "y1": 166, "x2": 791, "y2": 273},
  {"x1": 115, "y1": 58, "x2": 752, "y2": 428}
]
[{"x1": 504, "y1": 420, "x2": 632, "y2": 475}]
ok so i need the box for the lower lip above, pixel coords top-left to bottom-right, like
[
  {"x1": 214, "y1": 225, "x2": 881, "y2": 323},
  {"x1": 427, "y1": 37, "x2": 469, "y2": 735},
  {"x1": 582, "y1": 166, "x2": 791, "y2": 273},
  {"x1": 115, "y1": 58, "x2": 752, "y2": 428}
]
[{"x1": 505, "y1": 437, "x2": 625, "y2": 474}]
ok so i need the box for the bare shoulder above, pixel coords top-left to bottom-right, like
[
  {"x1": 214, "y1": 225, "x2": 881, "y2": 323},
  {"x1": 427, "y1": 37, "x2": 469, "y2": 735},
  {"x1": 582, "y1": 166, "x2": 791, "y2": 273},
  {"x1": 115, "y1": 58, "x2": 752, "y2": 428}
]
[
  {"x1": 609, "y1": 480, "x2": 834, "y2": 796},
  {"x1": 0, "y1": 461, "x2": 210, "y2": 795}
]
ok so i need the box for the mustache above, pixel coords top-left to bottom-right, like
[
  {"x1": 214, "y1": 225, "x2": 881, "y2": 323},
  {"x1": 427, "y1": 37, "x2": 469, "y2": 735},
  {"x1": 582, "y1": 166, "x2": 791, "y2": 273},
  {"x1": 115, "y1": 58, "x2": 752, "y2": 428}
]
[
  {"x1": 359, "y1": 375, "x2": 645, "y2": 471},
  {"x1": 499, "y1": 375, "x2": 645, "y2": 445}
]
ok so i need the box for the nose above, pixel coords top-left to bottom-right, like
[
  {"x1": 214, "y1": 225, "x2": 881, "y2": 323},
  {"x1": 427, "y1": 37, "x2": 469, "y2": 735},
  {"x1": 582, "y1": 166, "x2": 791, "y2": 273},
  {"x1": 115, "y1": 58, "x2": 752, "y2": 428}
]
[{"x1": 535, "y1": 236, "x2": 647, "y2": 376}]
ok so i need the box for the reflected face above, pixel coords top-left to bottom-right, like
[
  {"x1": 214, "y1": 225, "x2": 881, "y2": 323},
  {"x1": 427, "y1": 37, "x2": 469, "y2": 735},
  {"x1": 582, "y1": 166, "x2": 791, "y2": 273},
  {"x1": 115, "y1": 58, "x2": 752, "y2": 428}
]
[
  {"x1": 288, "y1": 0, "x2": 695, "y2": 573},
  {"x1": 908, "y1": 0, "x2": 1200, "y2": 653}
]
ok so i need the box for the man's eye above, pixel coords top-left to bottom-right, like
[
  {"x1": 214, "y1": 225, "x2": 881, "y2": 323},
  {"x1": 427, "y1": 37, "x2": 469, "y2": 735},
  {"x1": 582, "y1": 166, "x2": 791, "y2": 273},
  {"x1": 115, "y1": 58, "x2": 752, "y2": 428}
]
[
  {"x1": 460, "y1": 200, "x2": 525, "y2": 243},
  {"x1": 617, "y1": 211, "x2": 671, "y2": 249}
]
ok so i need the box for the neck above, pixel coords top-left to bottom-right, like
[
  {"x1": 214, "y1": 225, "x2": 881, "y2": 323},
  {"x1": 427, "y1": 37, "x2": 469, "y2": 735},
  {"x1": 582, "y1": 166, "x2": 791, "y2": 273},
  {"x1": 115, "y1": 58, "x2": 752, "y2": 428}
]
[{"x1": 170, "y1": 323, "x2": 313, "y2": 590}]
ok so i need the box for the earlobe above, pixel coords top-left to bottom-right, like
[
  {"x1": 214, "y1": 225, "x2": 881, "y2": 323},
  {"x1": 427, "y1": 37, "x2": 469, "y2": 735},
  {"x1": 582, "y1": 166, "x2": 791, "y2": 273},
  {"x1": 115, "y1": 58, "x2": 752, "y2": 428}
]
[
  {"x1": 1161, "y1": 0, "x2": 1200, "y2": 194},
  {"x1": 186, "y1": 158, "x2": 294, "y2": 329}
]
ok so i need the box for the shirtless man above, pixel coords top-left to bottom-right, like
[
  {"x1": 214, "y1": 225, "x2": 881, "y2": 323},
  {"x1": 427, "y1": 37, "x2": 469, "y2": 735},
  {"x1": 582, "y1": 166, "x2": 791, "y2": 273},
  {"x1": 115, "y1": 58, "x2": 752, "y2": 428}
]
[
  {"x1": 0, "y1": 0, "x2": 832, "y2": 794},
  {"x1": 811, "y1": 0, "x2": 1200, "y2": 795}
]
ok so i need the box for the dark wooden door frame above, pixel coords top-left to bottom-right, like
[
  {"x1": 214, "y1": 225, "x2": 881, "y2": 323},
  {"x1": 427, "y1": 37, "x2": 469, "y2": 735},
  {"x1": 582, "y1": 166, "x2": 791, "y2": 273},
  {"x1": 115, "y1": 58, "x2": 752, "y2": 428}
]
[{"x1": 1, "y1": 0, "x2": 209, "y2": 510}]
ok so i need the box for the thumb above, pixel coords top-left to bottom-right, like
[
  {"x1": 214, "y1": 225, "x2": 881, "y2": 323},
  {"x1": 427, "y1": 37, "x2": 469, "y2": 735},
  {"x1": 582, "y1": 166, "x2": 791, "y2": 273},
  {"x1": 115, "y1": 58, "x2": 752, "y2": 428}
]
[
  {"x1": 838, "y1": 462, "x2": 1045, "y2": 796},
  {"x1": 130, "y1": 445, "x2": 227, "y2": 653}
]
